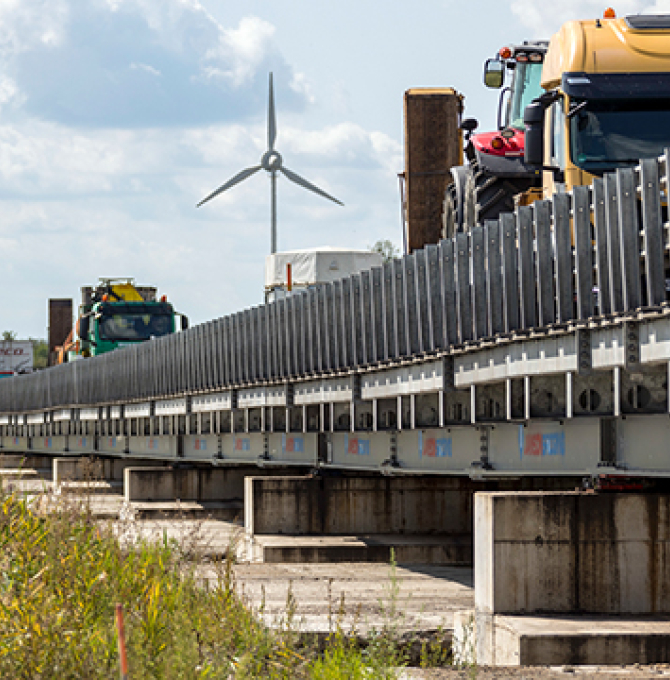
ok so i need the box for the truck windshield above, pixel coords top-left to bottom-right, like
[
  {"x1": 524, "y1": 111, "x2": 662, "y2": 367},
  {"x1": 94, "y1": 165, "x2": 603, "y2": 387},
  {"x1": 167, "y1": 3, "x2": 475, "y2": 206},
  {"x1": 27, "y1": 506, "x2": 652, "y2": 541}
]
[
  {"x1": 570, "y1": 98, "x2": 670, "y2": 173},
  {"x1": 507, "y1": 62, "x2": 544, "y2": 130},
  {"x1": 98, "y1": 312, "x2": 173, "y2": 341}
]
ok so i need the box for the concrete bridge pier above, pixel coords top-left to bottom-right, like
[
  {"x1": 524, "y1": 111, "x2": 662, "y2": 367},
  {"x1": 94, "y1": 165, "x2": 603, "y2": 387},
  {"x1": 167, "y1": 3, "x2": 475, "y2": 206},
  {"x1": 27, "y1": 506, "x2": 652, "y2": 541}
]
[
  {"x1": 454, "y1": 491, "x2": 670, "y2": 666},
  {"x1": 244, "y1": 474, "x2": 478, "y2": 563},
  {"x1": 53, "y1": 456, "x2": 171, "y2": 495},
  {"x1": 122, "y1": 465, "x2": 296, "y2": 520},
  {"x1": 0, "y1": 454, "x2": 52, "y2": 491}
]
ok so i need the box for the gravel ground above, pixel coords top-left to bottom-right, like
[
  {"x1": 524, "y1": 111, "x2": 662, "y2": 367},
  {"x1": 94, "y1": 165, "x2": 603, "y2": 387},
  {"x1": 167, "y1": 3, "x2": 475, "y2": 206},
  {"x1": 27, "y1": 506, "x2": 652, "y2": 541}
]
[{"x1": 400, "y1": 666, "x2": 670, "y2": 678}]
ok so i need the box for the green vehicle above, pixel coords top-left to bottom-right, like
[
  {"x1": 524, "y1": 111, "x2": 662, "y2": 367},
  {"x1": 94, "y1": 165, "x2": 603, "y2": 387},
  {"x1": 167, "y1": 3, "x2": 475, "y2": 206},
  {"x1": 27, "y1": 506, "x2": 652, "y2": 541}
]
[{"x1": 60, "y1": 278, "x2": 188, "y2": 362}]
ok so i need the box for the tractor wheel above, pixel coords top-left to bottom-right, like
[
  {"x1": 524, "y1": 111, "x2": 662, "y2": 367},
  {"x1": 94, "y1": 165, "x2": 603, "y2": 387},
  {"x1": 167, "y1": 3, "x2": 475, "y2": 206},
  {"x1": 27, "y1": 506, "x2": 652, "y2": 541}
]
[
  {"x1": 471, "y1": 163, "x2": 524, "y2": 225},
  {"x1": 441, "y1": 183, "x2": 458, "y2": 241},
  {"x1": 441, "y1": 165, "x2": 476, "y2": 240}
]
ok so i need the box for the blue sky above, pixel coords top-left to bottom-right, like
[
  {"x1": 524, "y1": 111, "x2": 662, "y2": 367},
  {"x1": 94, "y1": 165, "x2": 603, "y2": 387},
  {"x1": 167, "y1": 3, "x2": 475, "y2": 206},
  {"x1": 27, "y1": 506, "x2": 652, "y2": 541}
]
[{"x1": 1, "y1": 0, "x2": 667, "y2": 338}]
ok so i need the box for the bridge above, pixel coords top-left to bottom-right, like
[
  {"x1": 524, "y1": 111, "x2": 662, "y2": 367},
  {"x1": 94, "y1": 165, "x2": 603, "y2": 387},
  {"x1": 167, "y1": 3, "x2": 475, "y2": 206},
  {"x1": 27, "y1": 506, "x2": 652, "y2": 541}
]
[
  {"x1": 3, "y1": 154, "x2": 670, "y2": 666},
  {"x1": 2, "y1": 156, "x2": 670, "y2": 477}
]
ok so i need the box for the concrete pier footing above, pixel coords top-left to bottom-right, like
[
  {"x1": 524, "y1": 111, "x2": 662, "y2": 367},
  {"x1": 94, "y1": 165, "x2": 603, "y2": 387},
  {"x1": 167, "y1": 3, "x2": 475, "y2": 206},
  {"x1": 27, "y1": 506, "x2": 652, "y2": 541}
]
[
  {"x1": 0, "y1": 454, "x2": 52, "y2": 471},
  {"x1": 123, "y1": 465, "x2": 275, "y2": 520},
  {"x1": 54, "y1": 457, "x2": 167, "y2": 484},
  {"x1": 0, "y1": 454, "x2": 53, "y2": 490},
  {"x1": 53, "y1": 457, "x2": 171, "y2": 497},
  {"x1": 124, "y1": 466, "x2": 248, "y2": 503},
  {"x1": 244, "y1": 475, "x2": 475, "y2": 564},
  {"x1": 455, "y1": 491, "x2": 670, "y2": 666}
]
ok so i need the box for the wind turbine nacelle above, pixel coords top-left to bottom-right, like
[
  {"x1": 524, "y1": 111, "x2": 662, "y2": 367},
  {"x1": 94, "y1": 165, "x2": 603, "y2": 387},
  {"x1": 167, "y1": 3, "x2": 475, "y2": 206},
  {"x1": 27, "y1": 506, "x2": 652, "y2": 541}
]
[{"x1": 261, "y1": 150, "x2": 282, "y2": 172}]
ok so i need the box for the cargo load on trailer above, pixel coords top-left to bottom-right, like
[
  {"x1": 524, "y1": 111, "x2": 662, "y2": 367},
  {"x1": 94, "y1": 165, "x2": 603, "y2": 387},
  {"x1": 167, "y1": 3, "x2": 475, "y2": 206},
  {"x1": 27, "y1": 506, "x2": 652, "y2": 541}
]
[
  {"x1": 264, "y1": 247, "x2": 383, "y2": 302},
  {"x1": 442, "y1": 40, "x2": 548, "y2": 238}
]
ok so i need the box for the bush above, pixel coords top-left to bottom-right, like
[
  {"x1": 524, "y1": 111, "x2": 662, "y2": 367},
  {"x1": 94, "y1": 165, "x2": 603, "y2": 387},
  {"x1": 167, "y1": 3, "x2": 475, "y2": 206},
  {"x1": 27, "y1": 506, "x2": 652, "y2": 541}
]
[{"x1": 0, "y1": 491, "x2": 402, "y2": 678}]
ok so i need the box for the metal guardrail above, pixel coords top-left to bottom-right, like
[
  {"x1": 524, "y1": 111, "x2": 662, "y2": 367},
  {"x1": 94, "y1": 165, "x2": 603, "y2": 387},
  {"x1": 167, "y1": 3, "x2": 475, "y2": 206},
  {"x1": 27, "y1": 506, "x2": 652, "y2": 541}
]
[{"x1": 1, "y1": 154, "x2": 668, "y2": 414}]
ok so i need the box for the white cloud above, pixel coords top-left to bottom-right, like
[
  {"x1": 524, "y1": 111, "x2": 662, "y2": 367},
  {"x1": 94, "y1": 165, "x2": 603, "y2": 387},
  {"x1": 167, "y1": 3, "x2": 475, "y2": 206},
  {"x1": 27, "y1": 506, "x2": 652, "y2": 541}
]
[
  {"x1": 282, "y1": 122, "x2": 401, "y2": 172},
  {"x1": 0, "y1": 0, "x2": 404, "y2": 339},
  {"x1": 509, "y1": 0, "x2": 670, "y2": 35},
  {"x1": 130, "y1": 62, "x2": 161, "y2": 77},
  {"x1": 0, "y1": 115, "x2": 400, "y2": 335},
  {"x1": 0, "y1": 0, "x2": 70, "y2": 55},
  {"x1": 206, "y1": 16, "x2": 277, "y2": 88},
  {"x1": 289, "y1": 72, "x2": 315, "y2": 104},
  {"x1": 0, "y1": 1, "x2": 302, "y2": 127}
]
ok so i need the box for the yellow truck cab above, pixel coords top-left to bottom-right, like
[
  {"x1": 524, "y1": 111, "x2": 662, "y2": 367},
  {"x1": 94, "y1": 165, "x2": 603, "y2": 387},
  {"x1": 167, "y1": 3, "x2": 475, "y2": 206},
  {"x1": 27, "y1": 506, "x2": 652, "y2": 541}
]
[{"x1": 524, "y1": 11, "x2": 670, "y2": 198}]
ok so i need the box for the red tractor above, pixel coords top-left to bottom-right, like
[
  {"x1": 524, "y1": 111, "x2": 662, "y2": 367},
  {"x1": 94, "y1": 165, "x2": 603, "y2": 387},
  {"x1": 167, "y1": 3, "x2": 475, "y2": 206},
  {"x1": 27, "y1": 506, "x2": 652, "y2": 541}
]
[{"x1": 443, "y1": 41, "x2": 548, "y2": 238}]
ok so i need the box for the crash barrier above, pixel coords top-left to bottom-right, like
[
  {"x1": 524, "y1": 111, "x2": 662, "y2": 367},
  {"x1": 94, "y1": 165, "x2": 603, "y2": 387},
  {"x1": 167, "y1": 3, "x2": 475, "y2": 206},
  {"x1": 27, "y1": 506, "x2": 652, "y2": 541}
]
[{"x1": 1, "y1": 154, "x2": 668, "y2": 414}]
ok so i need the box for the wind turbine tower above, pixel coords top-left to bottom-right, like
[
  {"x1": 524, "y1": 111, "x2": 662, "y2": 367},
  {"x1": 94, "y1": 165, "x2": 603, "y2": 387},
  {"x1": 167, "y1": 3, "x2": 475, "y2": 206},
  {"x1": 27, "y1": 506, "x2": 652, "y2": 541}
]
[{"x1": 197, "y1": 73, "x2": 344, "y2": 254}]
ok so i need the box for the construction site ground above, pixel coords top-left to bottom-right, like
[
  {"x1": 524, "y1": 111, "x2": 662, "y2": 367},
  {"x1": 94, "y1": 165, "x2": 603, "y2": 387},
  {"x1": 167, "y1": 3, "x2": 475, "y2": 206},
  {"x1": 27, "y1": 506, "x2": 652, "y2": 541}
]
[
  {"x1": 401, "y1": 668, "x2": 670, "y2": 678},
  {"x1": 6, "y1": 472, "x2": 670, "y2": 675}
]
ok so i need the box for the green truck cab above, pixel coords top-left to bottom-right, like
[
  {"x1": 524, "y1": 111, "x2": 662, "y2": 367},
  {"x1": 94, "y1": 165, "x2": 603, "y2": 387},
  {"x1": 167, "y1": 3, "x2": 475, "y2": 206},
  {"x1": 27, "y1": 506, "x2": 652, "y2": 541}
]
[{"x1": 73, "y1": 279, "x2": 187, "y2": 359}]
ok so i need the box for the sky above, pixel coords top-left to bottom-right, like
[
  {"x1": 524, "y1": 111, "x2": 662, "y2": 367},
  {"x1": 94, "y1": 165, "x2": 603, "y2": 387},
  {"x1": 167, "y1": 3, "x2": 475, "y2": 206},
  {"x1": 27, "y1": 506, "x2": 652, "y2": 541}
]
[{"x1": 2, "y1": 0, "x2": 670, "y2": 339}]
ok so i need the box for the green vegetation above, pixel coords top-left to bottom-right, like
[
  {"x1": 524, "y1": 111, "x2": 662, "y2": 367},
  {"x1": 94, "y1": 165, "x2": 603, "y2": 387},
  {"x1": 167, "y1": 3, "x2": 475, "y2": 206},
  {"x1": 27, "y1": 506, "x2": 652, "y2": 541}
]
[
  {"x1": 1, "y1": 331, "x2": 17, "y2": 342},
  {"x1": 30, "y1": 338, "x2": 48, "y2": 369},
  {"x1": 0, "y1": 491, "x2": 416, "y2": 678},
  {"x1": 369, "y1": 239, "x2": 400, "y2": 263}
]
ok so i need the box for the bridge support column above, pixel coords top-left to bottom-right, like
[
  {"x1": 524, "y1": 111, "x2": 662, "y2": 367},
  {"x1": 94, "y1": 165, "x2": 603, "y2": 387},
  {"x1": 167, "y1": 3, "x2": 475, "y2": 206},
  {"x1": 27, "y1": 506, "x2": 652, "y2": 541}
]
[
  {"x1": 0, "y1": 454, "x2": 52, "y2": 487},
  {"x1": 123, "y1": 465, "x2": 277, "y2": 519},
  {"x1": 0, "y1": 454, "x2": 51, "y2": 471},
  {"x1": 244, "y1": 475, "x2": 476, "y2": 564},
  {"x1": 54, "y1": 457, "x2": 169, "y2": 495},
  {"x1": 124, "y1": 466, "x2": 252, "y2": 503},
  {"x1": 53, "y1": 457, "x2": 168, "y2": 484},
  {"x1": 454, "y1": 491, "x2": 670, "y2": 666}
]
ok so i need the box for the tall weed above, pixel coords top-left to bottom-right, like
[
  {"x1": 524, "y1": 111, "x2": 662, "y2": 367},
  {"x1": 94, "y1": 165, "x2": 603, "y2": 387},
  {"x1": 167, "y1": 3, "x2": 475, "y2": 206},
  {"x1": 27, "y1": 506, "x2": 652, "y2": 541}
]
[{"x1": 0, "y1": 490, "x2": 405, "y2": 678}]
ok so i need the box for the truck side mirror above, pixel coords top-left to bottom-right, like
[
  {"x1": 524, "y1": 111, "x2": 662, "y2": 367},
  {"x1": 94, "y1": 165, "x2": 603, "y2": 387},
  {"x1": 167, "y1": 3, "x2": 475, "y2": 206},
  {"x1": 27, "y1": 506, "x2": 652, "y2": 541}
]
[
  {"x1": 79, "y1": 315, "x2": 89, "y2": 340},
  {"x1": 524, "y1": 100, "x2": 545, "y2": 167},
  {"x1": 483, "y1": 59, "x2": 504, "y2": 89},
  {"x1": 181, "y1": 315, "x2": 189, "y2": 331},
  {"x1": 461, "y1": 118, "x2": 478, "y2": 133},
  {"x1": 461, "y1": 117, "x2": 479, "y2": 142}
]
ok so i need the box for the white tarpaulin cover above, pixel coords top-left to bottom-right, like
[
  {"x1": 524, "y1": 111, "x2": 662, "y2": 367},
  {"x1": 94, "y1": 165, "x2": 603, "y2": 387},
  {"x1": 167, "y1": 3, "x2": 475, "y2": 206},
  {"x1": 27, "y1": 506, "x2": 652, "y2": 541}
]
[
  {"x1": 265, "y1": 247, "x2": 383, "y2": 289},
  {"x1": 0, "y1": 341, "x2": 33, "y2": 373}
]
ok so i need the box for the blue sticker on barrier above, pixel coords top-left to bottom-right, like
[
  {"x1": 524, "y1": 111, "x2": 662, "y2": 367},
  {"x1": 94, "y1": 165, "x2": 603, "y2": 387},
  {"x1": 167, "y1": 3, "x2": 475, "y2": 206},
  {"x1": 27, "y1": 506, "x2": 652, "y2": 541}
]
[{"x1": 519, "y1": 427, "x2": 566, "y2": 459}]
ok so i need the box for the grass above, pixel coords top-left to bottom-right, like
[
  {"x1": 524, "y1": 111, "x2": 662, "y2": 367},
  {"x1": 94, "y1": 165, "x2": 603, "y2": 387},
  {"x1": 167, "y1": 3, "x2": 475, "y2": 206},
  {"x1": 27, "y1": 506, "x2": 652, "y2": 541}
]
[{"x1": 0, "y1": 489, "x2": 416, "y2": 679}]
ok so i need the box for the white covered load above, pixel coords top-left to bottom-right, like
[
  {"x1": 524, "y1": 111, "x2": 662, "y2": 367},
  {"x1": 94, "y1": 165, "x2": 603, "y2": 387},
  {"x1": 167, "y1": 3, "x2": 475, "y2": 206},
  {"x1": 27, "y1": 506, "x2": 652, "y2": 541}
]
[{"x1": 265, "y1": 247, "x2": 383, "y2": 293}]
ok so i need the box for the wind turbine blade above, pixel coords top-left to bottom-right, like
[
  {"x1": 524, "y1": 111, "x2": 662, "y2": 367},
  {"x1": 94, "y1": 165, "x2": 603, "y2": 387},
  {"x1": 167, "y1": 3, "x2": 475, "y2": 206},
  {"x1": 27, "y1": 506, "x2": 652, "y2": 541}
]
[
  {"x1": 279, "y1": 166, "x2": 344, "y2": 206},
  {"x1": 268, "y1": 72, "x2": 277, "y2": 151},
  {"x1": 196, "y1": 165, "x2": 262, "y2": 207}
]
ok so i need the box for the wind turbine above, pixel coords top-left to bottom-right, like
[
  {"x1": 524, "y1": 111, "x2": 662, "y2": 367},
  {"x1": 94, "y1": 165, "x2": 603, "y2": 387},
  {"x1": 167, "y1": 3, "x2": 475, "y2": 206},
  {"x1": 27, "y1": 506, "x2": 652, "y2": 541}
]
[{"x1": 197, "y1": 72, "x2": 344, "y2": 254}]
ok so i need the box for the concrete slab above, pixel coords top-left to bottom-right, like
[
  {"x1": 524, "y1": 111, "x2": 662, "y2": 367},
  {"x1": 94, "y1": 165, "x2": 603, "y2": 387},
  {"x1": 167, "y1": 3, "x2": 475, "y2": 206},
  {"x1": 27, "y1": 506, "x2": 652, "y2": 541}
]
[
  {"x1": 1, "y1": 477, "x2": 53, "y2": 494},
  {"x1": 199, "y1": 562, "x2": 474, "y2": 636},
  {"x1": 123, "y1": 500, "x2": 244, "y2": 521},
  {"x1": 113, "y1": 519, "x2": 242, "y2": 559},
  {"x1": 454, "y1": 611, "x2": 670, "y2": 666},
  {"x1": 57, "y1": 480, "x2": 123, "y2": 495},
  {"x1": 34, "y1": 493, "x2": 126, "y2": 520},
  {"x1": 0, "y1": 468, "x2": 42, "y2": 480},
  {"x1": 247, "y1": 534, "x2": 472, "y2": 565}
]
